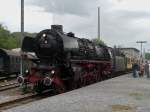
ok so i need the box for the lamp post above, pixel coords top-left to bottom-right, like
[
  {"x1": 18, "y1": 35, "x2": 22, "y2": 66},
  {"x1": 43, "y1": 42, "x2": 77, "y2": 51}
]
[
  {"x1": 98, "y1": 7, "x2": 100, "y2": 40},
  {"x1": 136, "y1": 41, "x2": 147, "y2": 63},
  {"x1": 20, "y1": 0, "x2": 24, "y2": 75}
]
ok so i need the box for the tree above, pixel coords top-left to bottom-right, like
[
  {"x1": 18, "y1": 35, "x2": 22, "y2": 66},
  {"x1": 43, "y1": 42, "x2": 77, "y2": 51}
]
[
  {"x1": 0, "y1": 24, "x2": 36, "y2": 49},
  {"x1": 145, "y1": 52, "x2": 150, "y2": 60},
  {"x1": 91, "y1": 38, "x2": 106, "y2": 46},
  {"x1": 12, "y1": 32, "x2": 37, "y2": 48},
  {"x1": 0, "y1": 25, "x2": 17, "y2": 49}
]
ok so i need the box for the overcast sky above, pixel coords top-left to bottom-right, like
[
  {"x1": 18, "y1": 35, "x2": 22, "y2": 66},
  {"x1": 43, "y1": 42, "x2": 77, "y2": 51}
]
[{"x1": 0, "y1": 0, "x2": 150, "y2": 51}]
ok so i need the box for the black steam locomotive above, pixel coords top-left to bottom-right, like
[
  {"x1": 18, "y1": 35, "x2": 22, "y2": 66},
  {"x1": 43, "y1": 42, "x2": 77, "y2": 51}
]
[{"x1": 17, "y1": 25, "x2": 112, "y2": 94}]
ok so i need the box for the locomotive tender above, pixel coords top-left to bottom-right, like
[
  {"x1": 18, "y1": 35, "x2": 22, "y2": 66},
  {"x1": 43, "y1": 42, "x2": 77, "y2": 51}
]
[{"x1": 17, "y1": 25, "x2": 112, "y2": 94}]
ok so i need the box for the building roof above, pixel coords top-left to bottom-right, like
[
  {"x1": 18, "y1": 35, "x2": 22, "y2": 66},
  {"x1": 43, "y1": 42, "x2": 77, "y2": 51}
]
[
  {"x1": 119, "y1": 48, "x2": 140, "y2": 52},
  {"x1": 0, "y1": 48, "x2": 20, "y2": 57}
]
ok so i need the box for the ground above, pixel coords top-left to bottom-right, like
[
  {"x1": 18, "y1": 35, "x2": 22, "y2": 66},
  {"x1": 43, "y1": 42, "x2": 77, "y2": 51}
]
[{"x1": 3, "y1": 73, "x2": 150, "y2": 112}]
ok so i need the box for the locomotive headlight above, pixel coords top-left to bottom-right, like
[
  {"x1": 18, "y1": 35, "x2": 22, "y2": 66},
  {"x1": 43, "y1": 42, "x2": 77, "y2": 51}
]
[
  {"x1": 25, "y1": 69, "x2": 29, "y2": 74},
  {"x1": 43, "y1": 77, "x2": 52, "y2": 86},
  {"x1": 51, "y1": 70, "x2": 55, "y2": 74},
  {"x1": 42, "y1": 33, "x2": 46, "y2": 37},
  {"x1": 17, "y1": 76, "x2": 24, "y2": 84}
]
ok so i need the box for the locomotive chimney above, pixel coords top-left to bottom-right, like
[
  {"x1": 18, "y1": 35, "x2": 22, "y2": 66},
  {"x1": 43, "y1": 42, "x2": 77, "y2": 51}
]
[{"x1": 51, "y1": 25, "x2": 63, "y2": 33}]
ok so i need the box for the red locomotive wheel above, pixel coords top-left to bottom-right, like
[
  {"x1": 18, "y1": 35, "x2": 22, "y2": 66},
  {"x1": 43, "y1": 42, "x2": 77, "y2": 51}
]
[
  {"x1": 54, "y1": 84, "x2": 66, "y2": 94},
  {"x1": 52, "y1": 76, "x2": 66, "y2": 94}
]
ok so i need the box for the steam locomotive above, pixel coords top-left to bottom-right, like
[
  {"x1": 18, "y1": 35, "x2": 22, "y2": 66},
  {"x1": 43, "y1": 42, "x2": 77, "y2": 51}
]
[{"x1": 17, "y1": 25, "x2": 126, "y2": 94}]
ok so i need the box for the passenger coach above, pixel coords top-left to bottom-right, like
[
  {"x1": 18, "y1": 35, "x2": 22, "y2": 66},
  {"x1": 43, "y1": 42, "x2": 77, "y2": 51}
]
[{"x1": 0, "y1": 48, "x2": 20, "y2": 76}]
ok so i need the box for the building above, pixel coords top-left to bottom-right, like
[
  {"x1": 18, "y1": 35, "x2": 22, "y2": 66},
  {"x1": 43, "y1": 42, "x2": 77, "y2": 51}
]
[
  {"x1": 118, "y1": 48, "x2": 140, "y2": 69},
  {"x1": 119, "y1": 48, "x2": 140, "y2": 60}
]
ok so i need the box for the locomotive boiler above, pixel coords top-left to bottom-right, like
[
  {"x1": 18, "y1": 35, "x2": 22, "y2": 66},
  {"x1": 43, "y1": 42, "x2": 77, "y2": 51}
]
[{"x1": 17, "y1": 25, "x2": 112, "y2": 94}]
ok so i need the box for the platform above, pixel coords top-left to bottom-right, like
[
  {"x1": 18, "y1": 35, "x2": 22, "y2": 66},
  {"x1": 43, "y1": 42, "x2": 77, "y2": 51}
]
[{"x1": 3, "y1": 73, "x2": 150, "y2": 112}]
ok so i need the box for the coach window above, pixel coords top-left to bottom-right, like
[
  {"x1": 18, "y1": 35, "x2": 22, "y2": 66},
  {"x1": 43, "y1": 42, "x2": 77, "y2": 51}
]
[
  {"x1": 10, "y1": 56, "x2": 12, "y2": 66},
  {"x1": 17, "y1": 57, "x2": 19, "y2": 63},
  {"x1": 0, "y1": 58, "x2": 2, "y2": 63},
  {"x1": 0, "y1": 57, "x2": 3, "y2": 68},
  {"x1": 14, "y1": 57, "x2": 16, "y2": 63},
  {"x1": 12, "y1": 56, "x2": 14, "y2": 62},
  {"x1": 10, "y1": 56, "x2": 12, "y2": 62},
  {"x1": 13, "y1": 57, "x2": 15, "y2": 63},
  {"x1": 16, "y1": 57, "x2": 18, "y2": 63},
  {"x1": 18, "y1": 57, "x2": 20, "y2": 63}
]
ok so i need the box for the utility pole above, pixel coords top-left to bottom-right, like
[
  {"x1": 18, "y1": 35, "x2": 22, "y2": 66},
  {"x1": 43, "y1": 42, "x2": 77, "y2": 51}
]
[
  {"x1": 21, "y1": 0, "x2": 24, "y2": 34},
  {"x1": 136, "y1": 41, "x2": 147, "y2": 63},
  {"x1": 20, "y1": 0, "x2": 24, "y2": 75},
  {"x1": 98, "y1": 7, "x2": 100, "y2": 40},
  {"x1": 143, "y1": 48, "x2": 145, "y2": 61}
]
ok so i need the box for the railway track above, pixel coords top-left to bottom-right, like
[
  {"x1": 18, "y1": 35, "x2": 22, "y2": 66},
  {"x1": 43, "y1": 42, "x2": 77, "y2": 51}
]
[
  {"x1": 0, "y1": 93, "x2": 37, "y2": 111},
  {"x1": 0, "y1": 90, "x2": 53, "y2": 111},
  {"x1": 0, "y1": 82, "x2": 19, "y2": 92},
  {"x1": 0, "y1": 78, "x2": 20, "y2": 92},
  {"x1": 0, "y1": 75, "x2": 17, "y2": 82}
]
